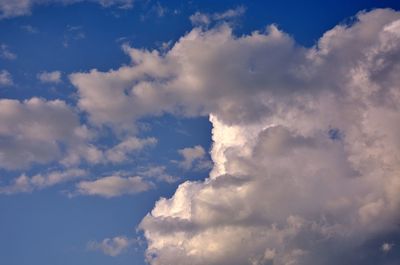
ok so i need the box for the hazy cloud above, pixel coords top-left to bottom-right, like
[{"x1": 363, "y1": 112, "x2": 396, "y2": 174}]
[
  {"x1": 37, "y1": 71, "x2": 62, "y2": 83},
  {"x1": 0, "y1": 44, "x2": 16, "y2": 60},
  {"x1": 20, "y1": 24, "x2": 39, "y2": 34},
  {"x1": 0, "y1": 0, "x2": 134, "y2": 19},
  {"x1": 381, "y1": 243, "x2": 394, "y2": 253},
  {"x1": 105, "y1": 137, "x2": 157, "y2": 163},
  {"x1": 0, "y1": 168, "x2": 86, "y2": 194},
  {"x1": 0, "y1": 70, "x2": 12, "y2": 86},
  {"x1": 139, "y1": 165, "x2": 179, "y2": 183}
]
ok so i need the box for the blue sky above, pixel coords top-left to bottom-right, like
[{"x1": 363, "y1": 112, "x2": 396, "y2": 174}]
[{"x1": 1, "y1": 1, "x2": 400, "y2": 265}]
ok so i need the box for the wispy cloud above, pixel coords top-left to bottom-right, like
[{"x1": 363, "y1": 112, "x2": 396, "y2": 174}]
[
  {"x1": 105, "y1": 137, "x2": 157, "y2": 163},
  {"x1": 190, "y1": 6, "x2": 246, "y2": 26},
  {"x1": 0, "y1": 44, "x2": 16, "y2": 60},
  {"x1": 20, "y1": 24, "x2": 39, "y2": 34}
]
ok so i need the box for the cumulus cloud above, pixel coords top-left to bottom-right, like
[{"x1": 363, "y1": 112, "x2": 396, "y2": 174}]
[
  {"x1": 0, "y1": 69, "x2": 12, "y2": 86},
  {"x1": 0, "y1": 0, "x2": 134, "y2": 19},
  {"x1": 0, "y1": 97, "x2": 94, "y2": 169},
  {"x1": 76, "y1": 175, "x2": 153, "y2": 197},
  {"x1": 37, "y1": 71, "x2": 62, "y2": 83},
  {"x1": 0, "y1": 96, "x2": 157, "y2": 171},
  {"x1": 68, "y1": 7, "x2": 400, "y2": 265},
  {"x1": 0, "y1": 5, "x2": 398, "y2": 265},
  {"x1": 176, "y1": 145, "x2": 212, "y2": 171},
  {"x1": 87, "y1": 235, "x2": 134, "y2": 256},
  {"x1": 70, "y1": 21, "x2": 304, "y2": 130},
  {"x1": 69, "y1": 8, "x2": 400, "y2": 265},
  {"x1": 0, "y1": 168, "x2": 86, "y2": 194}
]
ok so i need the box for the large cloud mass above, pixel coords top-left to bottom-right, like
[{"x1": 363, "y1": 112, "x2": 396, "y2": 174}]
[{"x1": 70, "y1": 8, "x2": 400, "y2": 265}]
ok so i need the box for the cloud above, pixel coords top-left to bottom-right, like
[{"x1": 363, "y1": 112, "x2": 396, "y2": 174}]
[
  {"x1": 20, "y1": 24, "x2": 39, "y2": 34},
  {"x1": 0, "y1": 70, "x2": 12, "y2": 86},
  {"x1": 381, "y1": 242, "x2": 394, "y2": 253},
  {"x1": 176, "y1": 145, "x2": 211, "y2": 171},
  {"x1": 63, "y1": 25, "x2": 86, "y2": 47},
  {"x1": 61, "y1": 8, "x2": 399, "y2": 265},
  {"x1": 87, "y1": 235, "x2": 134, "y2": 256},
  {"x1": 0, "y1": 44, "x2": 16, "y2": 60},
  {"x1": 37, "y1": 71, "x2": 62, "y2": 84},
  {"x1": 60, "y1": 135, "x2": 157, "y2": 166},
  {"x1": 76, "y1": 175, "x2": 153, "y2": 198},
  {"x1": 70, "y1": 22, "x2": 303, "y2": 130},
  {"x1": 0, "y1": 97, "x2": 156, "y2": 171},
  {"x1": 0, "y1": 5, "x2": 398, "y2": 265},
  {"x1": 0, "y1": 98, "x2": 93, "y2": 170},
  {"x1": 0, "y1": 0, "x2": 134, "y2": 19},
  {"x1": 139, "y1": 165, "x2": 179, "y2": 183},
  {"x1": 190, "y1": 6, "x2": 246, "y2": 27},
  {"x1": 105, "y1": 136, "x2": 157, "y2": 163},
  {"x1": 0, "y1": 168, "x2": 86, "y2": 194},
  {"x1": 69, "y1": 44, "x2": 176, "y2": 131}
]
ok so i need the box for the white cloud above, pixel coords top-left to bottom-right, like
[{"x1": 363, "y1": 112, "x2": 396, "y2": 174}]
[
  {"x1": 76, "y1": 175, "x2": 153, "y2": 198},
  {"x1": 0, "y1": 44, "x2": 16, "y2": 60},
  {"x1": 69, "y1": 44, "x2": 176, "y2": 131},
  {"x1": 0, "y1": 0, "x2": 134, "y2": 19},
  {"x1": 0, "y1": 168, "x2": 86, "y2": 194},
  {"x1": 37, "y1": 71, "x2": 62, "y2": 83},
  {"x1": 0, "y1": 70, "x2": 12, "y2": 86},
  {"x1": 0, "y1": 97, "x2": 156, "y2": 171},
  {"x1": 0, "y1": 97, "x2": 93, "y2": 170},
  {"x1": 190, "y1": 6, "x2": 246, "y2": 27},
  {"x1": 87, "y1": 235, "x2": 134, "y2": 256},
  {"x1": 70, "y1": 22, "x2": 303, "y2": 130},
  {"x1": 177, "y1": 145, "x2": 211, "y2": 171}
]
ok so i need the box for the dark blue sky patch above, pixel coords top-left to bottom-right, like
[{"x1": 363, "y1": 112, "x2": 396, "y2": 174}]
[{"x1": 328, "y1": 128, "x2": 343, "y2": 141}]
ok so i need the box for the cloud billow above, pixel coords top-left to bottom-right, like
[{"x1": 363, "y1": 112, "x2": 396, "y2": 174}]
[{"x1": 69, "y1": 8, "x2": 400, "y2": 265}]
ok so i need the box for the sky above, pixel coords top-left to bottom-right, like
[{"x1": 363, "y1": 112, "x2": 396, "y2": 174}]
[{"x1": 1, "y1": 1, "x2": 400, "y2": 265}]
